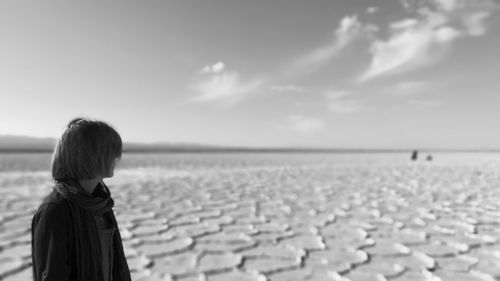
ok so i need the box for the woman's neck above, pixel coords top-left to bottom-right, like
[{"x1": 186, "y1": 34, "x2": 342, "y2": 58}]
[{"x1": 78, "y1": 178, "x2": 101, "y2": 195}]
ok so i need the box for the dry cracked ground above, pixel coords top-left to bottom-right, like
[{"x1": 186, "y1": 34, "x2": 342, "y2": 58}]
[{"x1": 1, "y1": 154, "x2": 500, "y2": 281}]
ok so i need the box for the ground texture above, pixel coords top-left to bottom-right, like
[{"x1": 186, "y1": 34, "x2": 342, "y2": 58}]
[{"x1": 1, "y1": 154, "x2": 500, "y2": 281}]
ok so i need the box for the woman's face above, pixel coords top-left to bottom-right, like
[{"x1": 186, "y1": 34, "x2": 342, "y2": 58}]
[{"x1": 105, "y1": 158, "x2": 120, "y2": 178}]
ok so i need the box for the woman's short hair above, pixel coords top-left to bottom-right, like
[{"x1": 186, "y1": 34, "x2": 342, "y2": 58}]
[{"x1": 51, "y1": 118, "x2": 122, "y2": 180}]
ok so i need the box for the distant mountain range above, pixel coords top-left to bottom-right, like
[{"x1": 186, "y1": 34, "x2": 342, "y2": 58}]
[
  {"x1": 0, "y1": 134, "x2": 391, "y2": 153},
  {"x1": 0, "y1": 135, "x2": 235, "y2": 153},
  {"x1": 1, "y1": 135, "x2": 495, "y2": 153},
  {"x1": 0, "y1": 135, "x2": 57, "y2": 152}
]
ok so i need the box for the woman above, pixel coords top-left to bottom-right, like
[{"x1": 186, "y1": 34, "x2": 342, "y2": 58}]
[{"x1": 31, "y1": 118, "x2": 131, "y2": 281}]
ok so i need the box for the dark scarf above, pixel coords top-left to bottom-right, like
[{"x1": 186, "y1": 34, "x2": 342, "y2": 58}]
[{"x1": 54, "y1": 178, "x2": 131, "y2": 281}]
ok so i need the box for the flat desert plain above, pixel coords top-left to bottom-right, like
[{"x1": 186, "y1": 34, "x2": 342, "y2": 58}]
[{"x1": 1, "y1": 153, "x2": 500, "y2": 281}]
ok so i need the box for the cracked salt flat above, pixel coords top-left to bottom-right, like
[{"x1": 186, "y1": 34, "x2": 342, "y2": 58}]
[{"x1": 2, "y1": 153, "x2": 500, "y2": 281}]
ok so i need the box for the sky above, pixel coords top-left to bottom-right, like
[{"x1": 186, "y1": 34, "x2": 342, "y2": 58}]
[{"x1": 1, "y1": 0, "x2": 500, "y2": 149}]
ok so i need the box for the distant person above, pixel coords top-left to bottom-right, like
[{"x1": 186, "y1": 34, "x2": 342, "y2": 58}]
[
  {"x1": 31, "y1": 118, "x2": 131, "y2": 281},
  {"x1": 426, "y1": 154, "x2": 433, "y2": 161},
  {"x1": 411, "y1": 150, "x2": 418, "y2": 161}
]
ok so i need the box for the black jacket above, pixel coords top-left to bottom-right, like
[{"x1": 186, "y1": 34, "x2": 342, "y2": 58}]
[{"x1": 31, "y1": 190, "x2": 131, "y2": 281}]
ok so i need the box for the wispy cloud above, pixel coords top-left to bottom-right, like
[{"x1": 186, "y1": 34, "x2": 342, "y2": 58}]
[
  {"x1": 270, "y1": 84, "x2": 305, "y2": 93},
  {"x1": 289, "y1": 115, "x2": 325, "y2": 133},
  {"x1": 360, "y1": 0, "x2": 498, "y2": 81},
  {"x1": 325, "y1": 91, "x2": 365, "y2": 113},
  {"x1": 463, "y1": 11, "x2": 491, "y2": 36},
  {"x1": 190, "y1": 62, "x2": 264, "y2": 105},
  {"x1": 385, "y1": 81, "x2": 428, "y2": 95},
  {"x1": 201, "y1": 61, "x2": 225, "y2": 73},
  {"x1": 367, "y1": 7, "x2": 380, "y2": 14},
  {"x1": 290, "y1": 15, "x2": 376, "y2": 75}
]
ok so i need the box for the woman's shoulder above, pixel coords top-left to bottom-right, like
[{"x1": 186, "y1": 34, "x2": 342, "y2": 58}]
[
  {"x1": 34, "y1": 190, "x2": 71, "y2": 222},
  {"x1": 40, "y1": 189, "x2": 67, "y2": 207},
  {"x1": 32, "y1": 190, "x2": 74, "y2": 247}
]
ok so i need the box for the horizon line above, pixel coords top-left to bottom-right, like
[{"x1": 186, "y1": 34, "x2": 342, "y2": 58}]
[
  {"x1": 1, "y1": 134, "x2": 500, "y2": 153},
  {"x1": 2, "y1": 147, "x2": 500, "y2": 154}
]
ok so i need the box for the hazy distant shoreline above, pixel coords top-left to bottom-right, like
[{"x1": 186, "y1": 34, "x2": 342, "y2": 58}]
[{"x1": 1, "y1": 135, "x2": 499, "y2": 154}]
